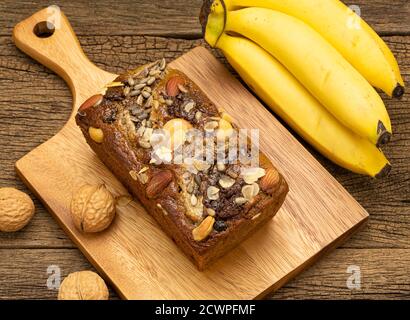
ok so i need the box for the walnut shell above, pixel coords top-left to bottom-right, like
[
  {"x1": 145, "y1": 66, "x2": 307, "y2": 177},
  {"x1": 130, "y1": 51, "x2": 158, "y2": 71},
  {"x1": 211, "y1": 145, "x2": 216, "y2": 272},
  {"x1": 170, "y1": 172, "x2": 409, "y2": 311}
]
[
  {"x1": 58, "y1": 271, "x2": 109, "y2": 300},
  {"x1": 0, "y1": 187, "x2": 35, "y2": 232},
  {"x1": 70, "y1": 184, "x2": 116, "y2": 233}
]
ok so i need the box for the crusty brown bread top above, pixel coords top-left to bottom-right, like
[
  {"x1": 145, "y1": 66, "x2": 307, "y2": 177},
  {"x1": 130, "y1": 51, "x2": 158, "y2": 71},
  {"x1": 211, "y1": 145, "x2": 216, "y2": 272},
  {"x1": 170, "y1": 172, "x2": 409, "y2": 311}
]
[{"x1": 75, "y1": 58, "x2": 288, "y2": 252}]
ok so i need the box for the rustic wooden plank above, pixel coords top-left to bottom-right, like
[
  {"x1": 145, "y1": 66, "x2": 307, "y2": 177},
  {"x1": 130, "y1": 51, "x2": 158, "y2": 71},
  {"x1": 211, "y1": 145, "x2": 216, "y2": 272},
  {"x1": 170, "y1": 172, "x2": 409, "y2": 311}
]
[
  {"x1": 0, "y1": 248, "x2": 118, "y2": 300},
  {"x1": 0, "y1": 0, "x2": 203, "y2": 38},
  {"x1": 11, "y1": 7, "x2": 373, "y2": 298},
  {"x1": 0, "y1": 248, "x2": 408, "y2": 299},
  {"x1": 1, "y1": 35, "x2": 409, "y2": 250},
  {"x1": 0, "y1": 0, "x2": 408, "y2": 301},
  {"x1": 0, "y1": 0, "x2": 409, "y2": 37},
  {"x1": 345, "y1": 0, "x2": 410, "y2": 35},
  {"x1": 274, "y1": 249, "x2": 410, "y2": 300},
  {"x1": 0, "y1": 194, "x2": 73, "y2": 249}
]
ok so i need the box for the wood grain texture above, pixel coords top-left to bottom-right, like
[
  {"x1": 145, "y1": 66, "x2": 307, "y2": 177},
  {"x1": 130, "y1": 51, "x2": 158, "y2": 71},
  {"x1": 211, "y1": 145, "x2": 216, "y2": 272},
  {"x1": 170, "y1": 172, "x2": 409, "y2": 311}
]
[
  {"x1": 1, "y1": 248, "x2": 409, "y2": 300},
  {"x1": 0, "y1": 0, "x2": 409, "y2": 37},
  {"x1": 1, "y1": 35, "x2": 409, "y2": 251},
  {"x1": 274, "y1": 249, "x2": 410, "y2": 300},
  {"x1": 0, "y1": 1, "x2": 409, "y2": 300},
  {"x1": 9, "y1": 8, "x2": 371, "y2": 300}
]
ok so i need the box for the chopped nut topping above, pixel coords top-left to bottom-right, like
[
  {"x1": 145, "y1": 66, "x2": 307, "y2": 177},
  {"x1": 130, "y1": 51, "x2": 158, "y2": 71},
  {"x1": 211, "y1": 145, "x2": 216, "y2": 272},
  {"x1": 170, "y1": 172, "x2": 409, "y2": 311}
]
[
  {"x1": 204, "y1": 121, "x2": 219, "y2": 132},
  {"x1": 218, "y1": 175, "x2": 236, "y2": 189},
  {"x1": 206, "y1": 208, "x2": 216, "y2": 217},
  {"x1": 217, "y1": 163, "x2": 226, "y2": 172},
  {"x1": 129, "y1": 170, "x2": 138, "y2": 181},
  {"x1": 242, "y1": 183, "x2": 260, "y2": 201},
  {"x1": 241, "y1": 167, "x2": 266, "y2": 184},
  {"x1": 139, "y1": 140, "x2": 151, "y2": 149},
  {"x1": 190, "y1": 194, "x2": 198, "y2": 206},
  {"x1": 183, "y1": 101, "x2": 196, "y2": 113},
  {"x1": 235, "y1": 197, "x2": 248, "y2": 205},
  {"x1": 194, "y1": 160, "x2": 211, "y2": 172},
  {"x1": 192, "y1": 216, "x2": 215, "y2": 242},
  {"x1": 207, "y1": 186, "x2": 220, "y2": 200}
]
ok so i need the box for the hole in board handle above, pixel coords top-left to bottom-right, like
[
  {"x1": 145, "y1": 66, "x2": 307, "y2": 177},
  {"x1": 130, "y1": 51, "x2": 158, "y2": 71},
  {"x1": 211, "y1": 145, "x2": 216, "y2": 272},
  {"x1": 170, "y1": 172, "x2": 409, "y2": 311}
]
[{"x1": 33, "y1": 21, "x2": 55, "y2": 38}]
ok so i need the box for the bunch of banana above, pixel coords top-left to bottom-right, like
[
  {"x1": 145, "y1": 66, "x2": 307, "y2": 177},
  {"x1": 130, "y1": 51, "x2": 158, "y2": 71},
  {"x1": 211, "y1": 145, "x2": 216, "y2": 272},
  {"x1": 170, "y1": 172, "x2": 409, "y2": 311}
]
[{"x1": 199, "y1": 0, "x2": 405, "y2": 178}]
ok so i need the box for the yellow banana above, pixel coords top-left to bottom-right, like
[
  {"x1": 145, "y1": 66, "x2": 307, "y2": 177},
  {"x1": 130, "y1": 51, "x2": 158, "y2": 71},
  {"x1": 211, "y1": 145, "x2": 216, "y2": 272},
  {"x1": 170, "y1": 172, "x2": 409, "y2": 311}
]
[
  {"x1": 215, "y1": 33, "x2": 391, "y2": 177},
  {"x1": 220, "y1": 7, "x2": 392, "y2": 147},
  {"x1": 223, "y1": 0, "x2": 405, "y2": 98}
]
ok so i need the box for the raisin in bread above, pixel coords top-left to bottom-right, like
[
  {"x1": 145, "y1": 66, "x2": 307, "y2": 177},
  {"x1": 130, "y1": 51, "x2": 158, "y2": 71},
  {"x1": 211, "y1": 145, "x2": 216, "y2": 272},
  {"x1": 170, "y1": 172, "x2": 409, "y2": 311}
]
[{"x1": 75, "y1": 58, "x2": 288, "y2": 270}]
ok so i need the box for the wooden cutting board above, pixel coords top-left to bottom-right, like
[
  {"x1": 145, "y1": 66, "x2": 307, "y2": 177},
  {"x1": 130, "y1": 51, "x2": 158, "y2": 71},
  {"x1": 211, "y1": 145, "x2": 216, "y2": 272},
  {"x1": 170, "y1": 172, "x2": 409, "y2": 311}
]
[{"x1": 12, "y1": 9, "x2": 368, "y2": 299}]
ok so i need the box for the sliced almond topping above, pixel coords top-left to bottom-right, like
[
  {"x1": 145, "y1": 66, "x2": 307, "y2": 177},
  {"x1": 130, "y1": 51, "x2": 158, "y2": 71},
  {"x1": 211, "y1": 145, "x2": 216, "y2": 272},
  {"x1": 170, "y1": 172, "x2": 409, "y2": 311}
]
[
  {"x1": 138, "y1": 166, "x2": 149, "y2": 174},
  {"x1": 137, "y1": 172, "x2": 149, "y2": 185},
  {"x1": 183, "y1": 101, "x2": 196, "y2": 113},
  {"x1": 190, "y1": 194, "x2": 198, "y2": 207},
  {"x1": 142, "y1": 127, "x2": 153, "y2": 141},
  {"x1": 242, "y1": 183, "x2": 260, "y2": 201},
  {"x1": 218, "y1": 175, "x2": 236, "y2": 189},
  {"x1": 235, "y1": 197, "x2": 248, "y2": 205},
  {"x1": 182, "y1": 172, "x2": 191, "y2": 181},
  {"x1": 204, "y1": 121, "x2": 219, "y2": 132},
  {"x1": 150, "y1": 131, "x2": 166, "y2": 146},
  {"x1": 217, "y1": 163, "x2": 226, "y2": 172},
  {"x1": 139, "y1": 140, "x2": 151, "y2": 149},
  {"x1": 136, "y1": 125, "x2": 146, "y2": 137},
  {"x1": 207, "y1": 186, "x2": 220, "y2": 200},
  {"x1": 241, "y1": 167, "x2": 266, "y2": 184},
  {"x1": 193, "y1": 160, "x2": 211, "y2": 172},
  {"x1": 186, "y1": 180, "x2": 195, "y2": 194},
  {"x1": 195, "y1": 111, "x2": 203, "y2": 121},
  {"x1": 129, "y1": 170, "x2": 138, "y2": 181},
  {"x1": 153, "y1": 146, "x2": 172, "y2": 163}
]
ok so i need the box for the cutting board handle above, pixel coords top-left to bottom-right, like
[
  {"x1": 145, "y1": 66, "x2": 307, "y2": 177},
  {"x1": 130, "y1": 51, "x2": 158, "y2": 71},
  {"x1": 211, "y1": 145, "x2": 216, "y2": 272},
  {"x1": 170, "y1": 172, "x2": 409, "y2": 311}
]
[{"x1": 13, "y1": 7, "x2": 115, "y2": 111}]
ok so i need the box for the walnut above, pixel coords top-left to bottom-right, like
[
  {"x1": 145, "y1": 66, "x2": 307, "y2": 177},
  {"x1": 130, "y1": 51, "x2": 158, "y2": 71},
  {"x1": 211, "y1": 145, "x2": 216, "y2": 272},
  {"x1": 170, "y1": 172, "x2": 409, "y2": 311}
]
[
  {"x1": 0, "y1": 187, "x2": 35, "y2": 232},
  {"x1": 58, "y1": 271, "x2": 109, "y2": 300},
  {"x1": 70, "y1": 184, "x2": 116, "y2": 233}
]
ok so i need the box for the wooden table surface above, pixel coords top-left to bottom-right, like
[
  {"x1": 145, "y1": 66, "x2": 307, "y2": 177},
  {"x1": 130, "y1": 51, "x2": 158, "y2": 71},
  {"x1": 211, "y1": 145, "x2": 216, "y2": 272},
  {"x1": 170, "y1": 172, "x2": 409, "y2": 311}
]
[{"x1": 0, "y1": 0, "x2": 409, "y2": 300}]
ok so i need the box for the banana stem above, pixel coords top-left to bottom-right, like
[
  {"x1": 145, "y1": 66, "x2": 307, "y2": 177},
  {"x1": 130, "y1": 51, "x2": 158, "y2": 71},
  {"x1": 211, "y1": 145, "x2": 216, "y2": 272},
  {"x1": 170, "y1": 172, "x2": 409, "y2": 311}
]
[{"x1": 200, "y1": 0, "x2": 227, "y2": 47}]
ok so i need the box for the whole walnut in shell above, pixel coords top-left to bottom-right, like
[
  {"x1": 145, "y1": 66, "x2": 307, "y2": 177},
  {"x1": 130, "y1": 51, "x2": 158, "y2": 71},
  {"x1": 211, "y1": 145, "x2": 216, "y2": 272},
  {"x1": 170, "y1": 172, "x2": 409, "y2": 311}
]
[
  {"x1": 70, "y1": 184, "x2": 116, "y2": 233},
  {"x1": 0, "y1": 187, "x2": 35, "y2": 232},
  {"x1": 58, "y1": 271, "x2": 109, "y2": 300}
]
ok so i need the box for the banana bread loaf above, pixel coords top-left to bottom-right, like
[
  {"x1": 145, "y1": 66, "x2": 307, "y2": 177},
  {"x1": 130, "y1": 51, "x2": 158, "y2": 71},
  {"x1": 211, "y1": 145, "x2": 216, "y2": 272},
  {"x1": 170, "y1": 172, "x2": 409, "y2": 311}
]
[{"x1": 75, "y1": 58, "x2": 288, "y2": 270}]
